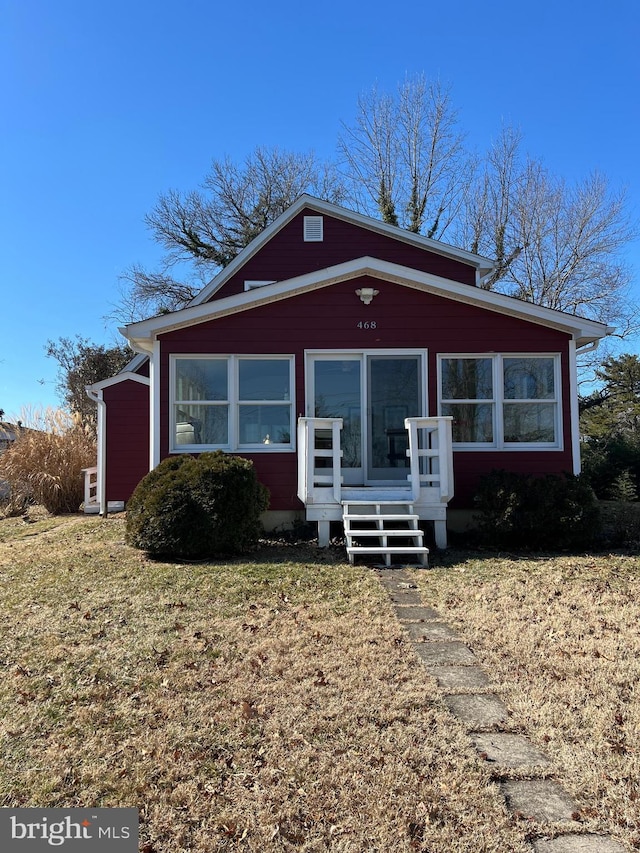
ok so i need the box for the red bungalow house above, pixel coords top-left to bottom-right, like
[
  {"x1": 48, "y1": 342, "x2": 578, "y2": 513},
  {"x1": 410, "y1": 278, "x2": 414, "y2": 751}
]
[{"x1": 86, "y1": 195, "x2": 611, "y2": 559}]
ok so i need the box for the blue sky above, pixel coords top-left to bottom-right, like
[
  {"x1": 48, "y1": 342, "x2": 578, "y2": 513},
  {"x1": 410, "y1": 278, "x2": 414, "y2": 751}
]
[{"x1": 1, "y1": 0, "x2": 639, "y2": 418}]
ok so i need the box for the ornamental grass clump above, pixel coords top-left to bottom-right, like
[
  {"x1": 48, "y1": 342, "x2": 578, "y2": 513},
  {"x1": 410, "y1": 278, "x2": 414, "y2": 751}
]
[
  {"x1": 125, "y1": 451, "x2": 270, "y2": 558},
  {"x1": 0, "y1": 408, "x2": 96, "y2": 516}
]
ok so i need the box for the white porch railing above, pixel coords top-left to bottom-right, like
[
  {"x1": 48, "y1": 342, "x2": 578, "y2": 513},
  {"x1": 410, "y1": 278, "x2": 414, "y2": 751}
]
[
  {"x1": 405, "y1": 416, "x2": 454, "y2": 503},
  {"x1": 297, "y1": 416, "x2": 454, "y2": 508},
  {"x1": 297, "y1": 417, "x2": 344, "y2": 505},
  {"x1": 82, "y1": 466, "x2": 99, "y2": 512}
]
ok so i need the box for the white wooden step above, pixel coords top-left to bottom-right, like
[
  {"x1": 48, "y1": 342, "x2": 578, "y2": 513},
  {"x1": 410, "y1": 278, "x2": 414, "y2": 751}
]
[
  {"x1": 346, "y1": 544, "x2": 429, "y2": 567},
  {"x1": 346, "y1": 545, "x2": 428, "y2": 554},
  {"x1": 344, "y1": 513, "x2": 420, "y2": 522},
  {"x1": 345, "y1": 529, "x2": 425, "y2": 539}
]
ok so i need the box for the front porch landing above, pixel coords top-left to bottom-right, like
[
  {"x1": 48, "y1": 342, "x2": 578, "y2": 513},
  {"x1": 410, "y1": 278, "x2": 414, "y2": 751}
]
[{"x1": 297, "y1": 416, "x2": 453, "y2": 552}]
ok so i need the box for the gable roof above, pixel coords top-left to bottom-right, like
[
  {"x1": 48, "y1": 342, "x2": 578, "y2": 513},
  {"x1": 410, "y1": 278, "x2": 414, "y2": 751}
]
[
  {"x1": 190, "y1": 194, "x2": 497, "y2": 304},
  {"x1": 123, "y1": 255, "x2": 612, "y2": 352}
]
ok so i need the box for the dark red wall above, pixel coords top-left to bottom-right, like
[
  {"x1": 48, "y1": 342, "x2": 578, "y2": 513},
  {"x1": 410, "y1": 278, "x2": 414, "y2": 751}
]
[
  {"x1": 210, "y1": 209, "x2": 478, "y2": 300},
  {"x1": 158, "y1": 278, "x2": 574, "y2": 509},
  {"x1": 103, "y1": 379, "x2": 150, "y2": 503}
]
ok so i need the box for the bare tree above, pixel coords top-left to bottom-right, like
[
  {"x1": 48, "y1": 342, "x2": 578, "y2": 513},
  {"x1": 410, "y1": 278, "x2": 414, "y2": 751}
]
[
  {"x1": 115, "y1": 146, "x2": 346, "y2": 320},
  {"x1": 458, "y1": 126, "x2": 637, "y2": 332},
  {"x1": 338, "y1": 75, "x2": 472, "y2": 238},
  {"x1": 114, "y1": 77, "x2": 636, "y2": 348}
]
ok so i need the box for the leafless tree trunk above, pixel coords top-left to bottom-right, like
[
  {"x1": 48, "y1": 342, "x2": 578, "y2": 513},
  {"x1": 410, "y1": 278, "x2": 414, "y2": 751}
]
[{"x1": 338, "y1": 76, "x2": 471, "y2": 238}]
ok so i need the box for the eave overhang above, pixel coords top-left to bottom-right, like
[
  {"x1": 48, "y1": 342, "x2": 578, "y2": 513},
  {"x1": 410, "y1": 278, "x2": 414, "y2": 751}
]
[{"x1": 121, "y1": 256, "x2": 613, "y2": 353}]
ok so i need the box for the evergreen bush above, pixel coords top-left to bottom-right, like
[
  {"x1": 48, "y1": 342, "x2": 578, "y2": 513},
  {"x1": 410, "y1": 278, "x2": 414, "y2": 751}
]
[
  {"x1": 473, "y1": 470, "x2": 601, "y2": 550},
  {"x1": 125, "y1": 451, "x2": 270, "y2": 558}
]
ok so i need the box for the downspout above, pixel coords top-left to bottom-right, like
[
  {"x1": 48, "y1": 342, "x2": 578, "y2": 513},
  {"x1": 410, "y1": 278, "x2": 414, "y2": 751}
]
[
  {"x1": 570, "y1": 338, "x2": 602, "y2": 475},
  {"x1": 86, "y1": 387, "x2": 107, "y2": 516}
]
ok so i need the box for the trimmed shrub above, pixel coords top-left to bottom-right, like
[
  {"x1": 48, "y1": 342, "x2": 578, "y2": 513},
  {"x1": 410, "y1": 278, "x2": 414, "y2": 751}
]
[
  {"x1": 0, "y1": 409, "x2": 96, "y2": 515},
  {"x1": 473, "y1": 470, "x2": 601, "y2": 550},
  {"x1": 125, "y1": 451, "x2": 270, "y2": 558}
]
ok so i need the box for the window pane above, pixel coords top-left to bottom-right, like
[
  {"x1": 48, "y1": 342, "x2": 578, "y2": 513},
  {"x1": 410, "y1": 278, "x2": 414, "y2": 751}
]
[
  {"x1": 239, "y1": 405, "x2": 292, "y2": 444},
  {"x1": 442, "y1": 358, "x2": 493, "y2": 400},
  {"x1": 175, "y1": 359, "x2": 227, "y2": 401},
  {"x1": 239, "y1": 360, "x2": 291, "y2": 401},
  {"x1": 503, "y1": 358, "x2": 555, "y2": 400},
  {"x1": 442, "y1": 403, "x2": 494, "y2": 443},
  {"x1": 174, "y1": 404, "x2": 228, "y2": 445},
  {"x1": 503, "y1": 403, "x2": 556, "y2": 442}
]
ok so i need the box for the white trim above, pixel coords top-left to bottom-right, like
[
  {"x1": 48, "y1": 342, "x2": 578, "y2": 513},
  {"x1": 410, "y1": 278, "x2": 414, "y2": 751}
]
[
  {"x1": 122, "y1": 256, "x2": 611, "y2": 353},
  {"x1": 304, "y1": 348, "x2": 429, "y2": 484},
  {"x1": 437, "y1": 353, "x2": 563, "y2": 451},
  {"x1": 244, "y1": 280, "x2": 276, "y2": 291},
  {"x1": 568, "y1": 339, "x2": 581, "y2": 474},
  {"x1": 169, "y1": 354, "x2": 296, "y2": 454},
  {"x1": 150, "y1": 340, "x2": 161, "y2": 469},
  {"x1": 86, "y1": 371, "x2": 150, "y2": 393},
  {"x1": 190, "y1": 194, "x2": 496, "y2": 305}
]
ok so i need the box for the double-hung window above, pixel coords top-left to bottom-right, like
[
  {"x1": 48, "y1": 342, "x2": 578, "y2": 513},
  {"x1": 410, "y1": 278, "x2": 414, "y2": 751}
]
[
  {"x1": 439, "y1": 354, "x2": 561, "y2": 449},
  {"x1": 171, "y1": 356, "x2": 294, "y2": 451}
]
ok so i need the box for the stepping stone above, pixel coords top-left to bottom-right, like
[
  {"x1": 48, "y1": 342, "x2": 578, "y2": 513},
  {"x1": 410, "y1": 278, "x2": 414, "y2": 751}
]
[
  {"x1": 430, "y1": 665, "x2": 491, "y2": 691},
  {"x1": 388, "y1": 589, "x2": 423, "y2": 605},
  {"x1": 502, "y1": 779, "x2": 578, "y2": 822},
  {"x1": 394, "y1": 605, "x2": 441, "y2": 621},
  {"x1": 532, "y1": 836, "x2": 627, "y2": 852},
  {"x1": 471, "y1": 732, "x2": 550, "y2": 768},
  {"x1": 413, "y1": 641, "x2": 476, "y2": 666},
  {"x1": 403, "y1": 621, "x2": 459, "y2": 641},
  {"x1": 444, "y1": 693, "x2": 509, "y2": 729}
]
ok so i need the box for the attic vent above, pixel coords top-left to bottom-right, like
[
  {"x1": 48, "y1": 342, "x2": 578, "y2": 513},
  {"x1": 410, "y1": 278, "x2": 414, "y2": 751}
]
[
  {"x1": 303, "y1": 215, "x2": 323, "y2": 242},
  {"x1": 244, "y1": 280, "x2": 276, "y2": 291}
]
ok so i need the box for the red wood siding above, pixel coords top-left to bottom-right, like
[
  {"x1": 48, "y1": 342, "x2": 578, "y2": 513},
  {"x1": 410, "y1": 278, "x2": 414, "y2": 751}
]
[
  {"x1": 158, "y1": 279, "x2": 575, "y2": 509},
  {"x1": 103, "y1": 380, "x2": 150, "y2": 503},
  {"x1": 210, "y1": 210, "x2": 478, "y2": 300}
]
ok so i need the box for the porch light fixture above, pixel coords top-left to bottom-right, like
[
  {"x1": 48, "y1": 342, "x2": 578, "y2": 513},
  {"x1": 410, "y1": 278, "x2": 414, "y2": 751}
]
[{"x1": 356, "y1": 287, "x2": 379, "y2": 305}]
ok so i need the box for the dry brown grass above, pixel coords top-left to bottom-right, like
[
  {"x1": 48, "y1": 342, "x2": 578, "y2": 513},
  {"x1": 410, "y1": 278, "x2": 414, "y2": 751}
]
[
  {"x1": 413, "y1": 550, "x2": 640, "y2": 851},
  {"x1": 4, "y1": 514, "x2": 639, "y2": 851},
  {"x1": 0, "y1": 513, "x2": 528, "y2": 852}
]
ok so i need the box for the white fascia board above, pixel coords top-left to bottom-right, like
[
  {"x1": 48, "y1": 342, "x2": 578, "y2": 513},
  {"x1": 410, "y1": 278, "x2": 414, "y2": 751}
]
[
  {"x1": 189, "y1": 194, "x2": 496, "y2": 305},
  {"x1": 86, "y1": 371, "x2": 151, "y2": 393},
  {"x1": 123, "y1": 256, "x2": 611, "y2": 350}
]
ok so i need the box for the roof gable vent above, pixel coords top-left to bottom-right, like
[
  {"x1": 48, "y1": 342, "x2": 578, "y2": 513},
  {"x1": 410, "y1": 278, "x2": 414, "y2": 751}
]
[{"x1": 303, "y1": 215, "x2": 323, "y2": 242}]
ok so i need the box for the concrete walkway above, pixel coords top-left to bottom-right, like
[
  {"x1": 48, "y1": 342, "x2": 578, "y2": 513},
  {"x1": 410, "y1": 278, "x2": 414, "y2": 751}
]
[{"x1": 377, "y1": 568, "x2": 628, "y2": 853}]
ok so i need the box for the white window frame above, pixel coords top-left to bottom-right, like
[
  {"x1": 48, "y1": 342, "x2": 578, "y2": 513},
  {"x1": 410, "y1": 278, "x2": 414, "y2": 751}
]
[
  {"x1": 170, "y1": 354, "x2": 295, "y2": 453},
  {"x1": 437, "y1": 353, "x2": 563, "y2": 451}
]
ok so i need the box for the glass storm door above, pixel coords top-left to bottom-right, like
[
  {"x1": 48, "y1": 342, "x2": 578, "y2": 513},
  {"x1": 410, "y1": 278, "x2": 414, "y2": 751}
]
[
  {"x1": 310, "y1": 354, "x2": 423, "y2": 485},
  {"x1": 312, "y1": 357, "x2": 363, "y2": 484},
  {"x1": 367, "y1": 355, "x2": 421, "y2": 482}
]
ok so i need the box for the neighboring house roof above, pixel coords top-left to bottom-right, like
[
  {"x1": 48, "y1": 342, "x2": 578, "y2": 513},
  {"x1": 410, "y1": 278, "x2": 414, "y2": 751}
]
[
  {"x1": 122, "y1": 255, "x2": 612, "y2": 353},
  {"x1": 190, "y1": 194, "x2": 497, "y2": 305}
]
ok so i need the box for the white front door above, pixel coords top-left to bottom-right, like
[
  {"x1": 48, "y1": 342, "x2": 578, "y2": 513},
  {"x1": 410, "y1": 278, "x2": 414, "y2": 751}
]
[{"x1": 308, "y1": 352, "x2": 425, "y2": 485}]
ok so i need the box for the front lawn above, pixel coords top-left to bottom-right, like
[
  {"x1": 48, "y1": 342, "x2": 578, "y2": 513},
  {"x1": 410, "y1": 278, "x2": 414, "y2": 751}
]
[{"x1": 0, "y1": 512, "x2": 638, "y2": 851}]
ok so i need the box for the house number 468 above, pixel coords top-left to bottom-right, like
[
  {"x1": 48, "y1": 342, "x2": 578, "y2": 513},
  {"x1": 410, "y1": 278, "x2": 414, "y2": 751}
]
[{"x1": 357, "y1": 320, "x2": 377, "y2": 329}]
